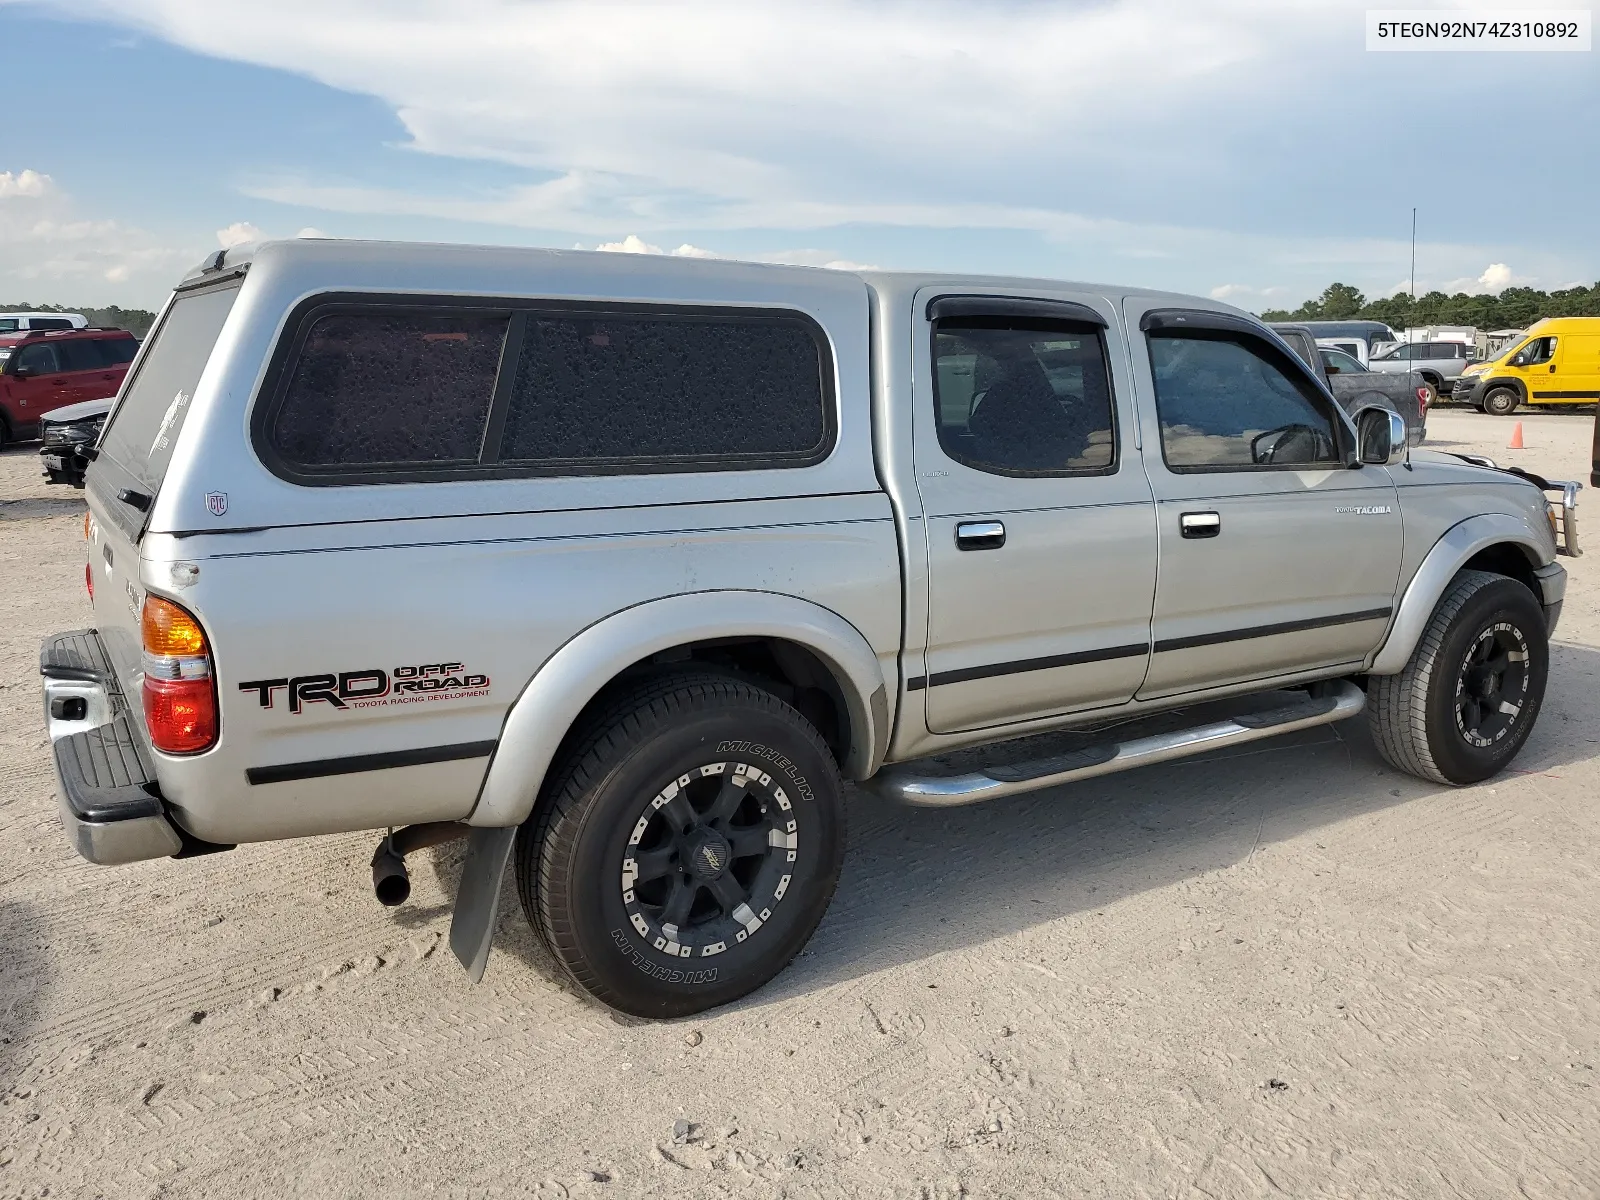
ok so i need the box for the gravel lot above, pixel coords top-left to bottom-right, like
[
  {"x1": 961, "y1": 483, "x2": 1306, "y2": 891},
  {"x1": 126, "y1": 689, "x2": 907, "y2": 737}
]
[{"x1": 3, "y1": 408, "x2": 1599, "y2": 1198}]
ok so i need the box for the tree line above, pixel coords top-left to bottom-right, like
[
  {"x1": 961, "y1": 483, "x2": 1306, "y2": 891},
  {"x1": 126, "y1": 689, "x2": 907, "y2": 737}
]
[
  {"x1": 1, "y1": 301, "x2": 158, "y2": 339},
  {"x1": 1261, "y1": 280, "x2": 1600, "y2": 331}
]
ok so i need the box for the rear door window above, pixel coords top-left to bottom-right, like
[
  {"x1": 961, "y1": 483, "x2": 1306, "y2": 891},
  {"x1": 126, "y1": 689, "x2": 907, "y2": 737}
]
[
  {"x1": 930, "y1": 319, "x2": 1115, "y2": 475},
  {"x1": 97, "y1": 281, "x2": 240, "y2": 494},
  {"x1": 57, "y1": 340, "x2": 105, "y2": 372}
]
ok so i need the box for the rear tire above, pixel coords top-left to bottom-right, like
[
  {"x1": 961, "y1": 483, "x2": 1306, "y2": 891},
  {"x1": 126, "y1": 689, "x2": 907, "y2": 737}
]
[
  {"x1": 1483, "y1": 386, "x2": 1520, "y2": 416},
  {"x1": 519, "y1": 672, "x2": 846, "y2": 1018},
  {"x1": 1367, "y1": 570, "x2": 1547, "y2": 784}
]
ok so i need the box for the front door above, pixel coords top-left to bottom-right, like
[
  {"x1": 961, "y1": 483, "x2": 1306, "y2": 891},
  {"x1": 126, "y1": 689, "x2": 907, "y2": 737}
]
[
  {"x1": 913, "y1": 289, "x2": 1158, "y2": 734},
  {"x1": 7, "y1": 341, "x2": 72, "y2": 432},
  {"x1": 1124, "y1": 301, "x2": 1404, "y2": 699}
]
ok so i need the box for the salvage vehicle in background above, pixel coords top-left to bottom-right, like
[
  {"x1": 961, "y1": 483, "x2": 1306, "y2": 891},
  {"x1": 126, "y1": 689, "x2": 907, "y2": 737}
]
[
  {"x1": 0, "y1": 326, "x2": 137, "y2": 445},
  {"x1": 1296, "y1": 319, "x2": 1402, "y2": 362},
  {"x1": 40, "y1": 241, "x2": 1580, "y2": 1018},
  {"x1": 38, "y1": 395, "x2": 113, "y2": 487},
  {"x1": 0, "y1": 311, "x2": 88, "y2": 332},
  {"x1": 1271, "y1": 323, "x2": 1427, "y2": 444},
  {"x1": 1453, "y1": 317, "x2": 1600, "y2": 415},
  {"x1": 1367, "y1": 340, "x2": 1473, "y2": 405}
]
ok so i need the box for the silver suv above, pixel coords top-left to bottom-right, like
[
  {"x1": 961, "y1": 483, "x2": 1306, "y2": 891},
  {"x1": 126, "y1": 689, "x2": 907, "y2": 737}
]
[{"x1": 41, "y1": 241, "x2": 1580, "y2": 1017}]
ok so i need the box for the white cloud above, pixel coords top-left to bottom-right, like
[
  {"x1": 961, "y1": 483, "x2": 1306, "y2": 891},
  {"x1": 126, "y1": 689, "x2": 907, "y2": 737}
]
[
  {"x1": 18, "y1": 1, "x2": 1593, "y2": 302},
  {"x1": 1208, "y1": 283, "x2": 1253, "y2": 300},
  {"x1": 53, "y1": 0, "x2": 1356, "y2": 242},
  {"x1": 1478, "y1": 263, "x2": 1513, "y2": 292},
  {"x1": 216, "y1": 220, "x2": 264, "y2": 248},
  {"x1": 0, "y1": 167, "x2": 189, "y2": 303},
  {"x1": 0, "y1": 169, "x2": 52, "y2": 198},
  {"x1": 594, "y1": 234, "x2": 716, "y2": 258},
  {"x1": 758, "y1": 248, "x2": 880, "y2": 271},
  {"x1": 296, "y1": 226, "x2": 330, "y2": 238}
]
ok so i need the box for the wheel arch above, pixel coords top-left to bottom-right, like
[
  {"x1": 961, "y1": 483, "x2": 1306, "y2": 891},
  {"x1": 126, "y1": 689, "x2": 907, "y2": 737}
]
[
  {"x1": 1483, "y1": 377, "x2": 1527, "y2": 403},
  {"x1": 466, "y1": 591, "x2": 890, "y2": 829},
  {"x1": 1369, "y1": 514, "x2": 1554, "y2": 675}
]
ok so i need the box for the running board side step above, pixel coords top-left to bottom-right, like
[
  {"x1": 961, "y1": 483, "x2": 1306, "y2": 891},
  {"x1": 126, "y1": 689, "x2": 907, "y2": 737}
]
[{"x1": 869, "y1": 681, "x2": 1366, "y2": 808}]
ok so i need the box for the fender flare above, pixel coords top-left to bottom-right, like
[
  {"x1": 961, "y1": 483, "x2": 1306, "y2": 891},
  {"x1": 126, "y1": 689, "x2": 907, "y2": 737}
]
[
  {"x1": 1367, "y1": 513, "x2": 1554, "y2": 675},
  {"x1": 466, "y1": 590, "x2": 890, "y2": 829}
]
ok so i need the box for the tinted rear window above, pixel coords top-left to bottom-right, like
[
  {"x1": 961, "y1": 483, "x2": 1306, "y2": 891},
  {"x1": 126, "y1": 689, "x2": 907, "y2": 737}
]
[
  {"x1": 269, "y1": 311, "x2": 507, "y2": 468},
  {"x1": 498, "y1": 313, "x2": 829, "y2": 470},
  {"x1": 98, "y1": 283, "x2": 240, "y2": 493},
  {"x1": 59, "y1": 338, "x2": 133, "y2": 370},
  {"x1": 259, "y1": 300, "x2": 835, "y2": 482}
]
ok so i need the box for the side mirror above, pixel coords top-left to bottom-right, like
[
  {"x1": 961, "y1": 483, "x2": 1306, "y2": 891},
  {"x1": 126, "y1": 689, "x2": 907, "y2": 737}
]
[
  {"x1": 10, "y1": 366, "x2": 31, "y2": 380},
  {"x1": 1356, "y1": 406, "x2": 1407, "y2": 466}
]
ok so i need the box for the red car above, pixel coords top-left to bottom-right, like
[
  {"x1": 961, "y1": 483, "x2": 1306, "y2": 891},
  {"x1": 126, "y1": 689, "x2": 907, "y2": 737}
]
[{"x1": 0, "y1": 326, "x2": 138, "y2": 445}]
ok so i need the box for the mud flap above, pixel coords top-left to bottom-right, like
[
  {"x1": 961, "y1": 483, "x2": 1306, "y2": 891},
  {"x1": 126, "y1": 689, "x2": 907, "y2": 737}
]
[{"x1": 448, "y1": 826, "x2": 516, "y2": 983}]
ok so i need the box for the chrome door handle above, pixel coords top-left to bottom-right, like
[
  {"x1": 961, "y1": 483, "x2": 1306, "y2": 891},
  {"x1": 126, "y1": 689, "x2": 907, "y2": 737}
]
[
  {"x1": 955, "y1": 520, "x2": 1006, "y2": 551},
  {"x1": 1180, "y1": 511, "x2": 1221, "y2": 539}
]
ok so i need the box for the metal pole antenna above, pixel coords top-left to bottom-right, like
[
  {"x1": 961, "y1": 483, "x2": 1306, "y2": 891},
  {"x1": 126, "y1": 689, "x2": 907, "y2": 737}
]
[{"x1": 1409, "y1": 207, "x2": 1417, "y2": 300}]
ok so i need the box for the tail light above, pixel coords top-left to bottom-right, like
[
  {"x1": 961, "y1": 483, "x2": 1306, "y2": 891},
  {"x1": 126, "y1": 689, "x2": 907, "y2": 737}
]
[
  {"x1": 1417, "y1": 385, "x2": 1430, "y2": 415},
  {"x1": 142, "y1": 595, "x2": 218, "y2": 754},
  {"x1": 84, "y1": 513, "x2": 95, "y2": 599}
]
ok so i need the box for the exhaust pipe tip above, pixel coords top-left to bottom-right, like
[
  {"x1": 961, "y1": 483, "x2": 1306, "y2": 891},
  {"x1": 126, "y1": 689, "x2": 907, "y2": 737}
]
[{"x1": 371, "y1": 845, "x2": 410, "y2": 907}]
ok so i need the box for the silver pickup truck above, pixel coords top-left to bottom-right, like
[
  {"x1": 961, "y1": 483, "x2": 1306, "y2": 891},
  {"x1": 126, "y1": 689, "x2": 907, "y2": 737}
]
[{"x1": 41, "y1": 241, "x2": 1580, "y2": 1017}]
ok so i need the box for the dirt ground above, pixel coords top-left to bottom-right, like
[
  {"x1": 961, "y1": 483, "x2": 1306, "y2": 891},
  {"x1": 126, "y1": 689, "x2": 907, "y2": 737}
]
[{"x1": 2, "y1": 408, "x2": 1599, "y2": 1199}]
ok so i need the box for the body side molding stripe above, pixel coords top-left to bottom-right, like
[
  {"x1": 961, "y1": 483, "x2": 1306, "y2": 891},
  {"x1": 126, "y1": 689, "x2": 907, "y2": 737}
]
[
  {"x1": 1155, "y1": 607, "x2": 1392, "y2": 654},
  {"x1": 922, "y1": 642, "x2": 1149, "y2": 689},
  {"x1": 246, "y1": 740, "x2": 497, "y2": 786}
]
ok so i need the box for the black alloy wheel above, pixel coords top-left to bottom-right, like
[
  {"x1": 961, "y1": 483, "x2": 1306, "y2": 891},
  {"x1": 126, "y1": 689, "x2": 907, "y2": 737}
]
[
  {"x1": 1453, "y1": 620, "x2": 1531, "y2": 750},
  {"x1": 622, "y1": 761, "x2": 796, "y2": 959},
  {"x1": 1367, "y1": 570, "x2": 1548, "y2": 785},
  {"x1": 520, "y1": 672, "x2": 846, "y2": 1017}
]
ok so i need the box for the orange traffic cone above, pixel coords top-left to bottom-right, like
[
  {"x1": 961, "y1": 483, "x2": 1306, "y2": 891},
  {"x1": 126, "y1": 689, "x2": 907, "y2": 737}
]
[{"x1": 1508, "y1": 421, "x2": 1525, "y2": 449}]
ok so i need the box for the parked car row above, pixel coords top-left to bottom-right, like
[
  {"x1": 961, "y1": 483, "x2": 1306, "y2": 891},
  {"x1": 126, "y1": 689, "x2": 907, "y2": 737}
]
[
  {"x1": 1270, "y1": 323, "x2": 1429, "y2": 443},
  {"x1": 0, "y1": 323, "x2": 136, "y2": 485}
]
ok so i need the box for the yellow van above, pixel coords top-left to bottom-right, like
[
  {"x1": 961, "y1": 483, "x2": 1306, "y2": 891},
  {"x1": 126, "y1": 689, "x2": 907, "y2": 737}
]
[{"x1": 1453, "y1": 317, "x2": 1600, "y2": 415}]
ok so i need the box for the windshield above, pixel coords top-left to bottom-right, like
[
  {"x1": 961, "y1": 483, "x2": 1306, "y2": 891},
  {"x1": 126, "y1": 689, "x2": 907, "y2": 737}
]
[
  {"x1": 96, "y1": 282, "x2": 240, "y2": 494},
  {"x1": 1484, "y1": 338, "x2": 1527, "y2": 363}
]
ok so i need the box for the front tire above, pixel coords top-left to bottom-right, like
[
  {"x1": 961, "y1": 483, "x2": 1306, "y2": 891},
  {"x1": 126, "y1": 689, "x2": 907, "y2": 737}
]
[
  {"x1": 1367, "y1": 570, "x2": 1548, "y2": 784},
  {"x1": 519, "y1": 673, "x2": 846, "y2": 1017},
  {"x1": 1483, "y1": 386, "x2": 1520, "y2": 416}
]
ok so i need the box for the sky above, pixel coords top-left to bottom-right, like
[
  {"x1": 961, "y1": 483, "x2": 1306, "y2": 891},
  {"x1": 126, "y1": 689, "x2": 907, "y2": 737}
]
[{"x1": 0, "y1": 0, "x2": 1595, "y2": 314}]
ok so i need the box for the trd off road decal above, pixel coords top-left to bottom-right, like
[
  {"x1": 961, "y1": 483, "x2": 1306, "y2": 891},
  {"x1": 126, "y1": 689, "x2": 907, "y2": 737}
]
[{"x1": 239, "y1": 662, "x2": 491, "y2": 714}]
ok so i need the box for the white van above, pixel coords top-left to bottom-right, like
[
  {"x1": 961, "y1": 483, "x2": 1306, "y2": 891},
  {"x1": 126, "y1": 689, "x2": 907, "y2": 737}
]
[{"x1": 0, "y1": 312, "x2": 89, "y2": 333}]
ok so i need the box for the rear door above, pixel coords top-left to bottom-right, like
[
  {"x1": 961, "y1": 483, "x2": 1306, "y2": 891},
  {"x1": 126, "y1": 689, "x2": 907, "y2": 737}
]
[
  {"x1": 55, "y1": 338, "x2": 117, "y2": 410},
  {"x1": 1125, "y1": 302, "x2": 1403, "y2": 699},
  {"x1": 912, "y1": 290, "x2": 1157, "y2": 733}
]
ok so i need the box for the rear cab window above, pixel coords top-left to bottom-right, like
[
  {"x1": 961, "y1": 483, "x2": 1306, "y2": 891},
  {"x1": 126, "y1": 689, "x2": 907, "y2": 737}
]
[
  {"x1": 255, "y1": 297, "x2": 835, "y2": 484},
  {"x1": 92, "y1": 279, "x2": 242, "y2": 531}
]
